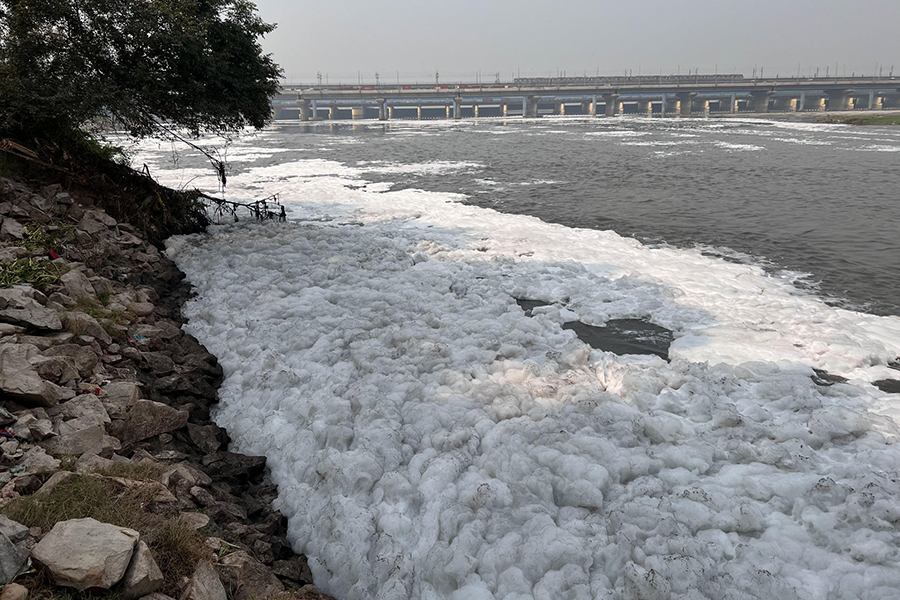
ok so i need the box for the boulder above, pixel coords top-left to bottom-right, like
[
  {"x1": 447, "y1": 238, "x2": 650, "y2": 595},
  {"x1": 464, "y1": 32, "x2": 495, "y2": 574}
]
[
  {"x1": 61, "y1": 312, "x2": 112, "y2": 347},
  {"x1": 29, "y1": 355, "x2": 79, "y2": 385},
  {"x1": 13, "y1": 413, "x2": 54, "y2": 441},
  {"x1": 77, "y1": 212, "x2": 111, "y2": 236},
  {"x1": 0, "y1": 516, "x2": 28, "y2": 545},
  {"x1": 43, "y1": 344, "x2": 100, "y2": 378},
  {"x1": 180, "y1": 561, "x2": 226, "y2": 600},
  {"x1": 142, "y1": 353, "x2": 175, "y2": 375},
  {"x1": 218, "y1": 551, "x2": 283, "y2": 600},
  {"x1": 0, "y1": 345, "x2": 61, "y2": 407},
  {"x1": 140, "y1": 595, "x2": 176, "y2": 600},
  {"x1": 186, "y1": 424, "x2": 224, "y2": 454},
  {"x1": 60, "y1": 270, "x2": 95, "y2": 301},
  {"x1": 41, "y1": 425, "x2": 121, "y2": 458},
  {"x1": 0, "y1": 217, "x2": 24, "y2": 240},
  {"x1": 75, "y1": 453, "x2": 116, "y2": 474},
  {"x1": 103, "y1": 381, "x2": 140, "y2": 405},
  {"x1": 58, "y1": 394, "x2": 110, "y2": 429},
  {"x1": 0, "y1": 582, "x2": 28, "y2": 600},
  {"x1": 20, "y1": 446, "x2": 60, "y2": 473},
  {"x1": 121, "y1": 541, "x2": 163, "y2": 600},
  {"x1": 121, "y1": 400, "x2": 189, "y2": 444},
  {"x1": 31, "y1": 518, "x2": 139, "y2": 590},
  {"x1": 272, "y1": 556, "x2": 313, "y2": 585},
  {"x1": 180, "y1": 512, "x2": 210, "y2": 531},
  {"x1": 0, "y1": 532, "x2": 25, "y2": 585},
  {"x1": 0, "y1": 288, "x2": 62, "y2": 331},
  {"x1": 128, "y1": 302, "x2": 156, "y2": 317}
]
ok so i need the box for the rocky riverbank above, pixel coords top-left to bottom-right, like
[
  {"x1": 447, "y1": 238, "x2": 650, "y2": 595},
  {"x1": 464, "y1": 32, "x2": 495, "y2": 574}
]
[{"x1": 0, "y1": 176, "x2": 333, "y2": 600}]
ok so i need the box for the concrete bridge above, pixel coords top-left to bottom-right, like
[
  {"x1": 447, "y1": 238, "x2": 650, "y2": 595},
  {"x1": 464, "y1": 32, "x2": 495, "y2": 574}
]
[{"x1": 271, "y1": 76, "x2": 900, "y2": 120}]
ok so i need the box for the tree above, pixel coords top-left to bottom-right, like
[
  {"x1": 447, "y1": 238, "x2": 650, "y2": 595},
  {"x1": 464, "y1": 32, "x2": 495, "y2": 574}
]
[{"x1": 0, "y1": 0, "x2": 282, "y2": 138}]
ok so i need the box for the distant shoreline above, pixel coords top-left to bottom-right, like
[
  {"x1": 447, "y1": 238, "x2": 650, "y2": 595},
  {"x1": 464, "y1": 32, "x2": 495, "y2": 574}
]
[{"x1": 712, "y1": 109, "x2": 900, "y2": 125}]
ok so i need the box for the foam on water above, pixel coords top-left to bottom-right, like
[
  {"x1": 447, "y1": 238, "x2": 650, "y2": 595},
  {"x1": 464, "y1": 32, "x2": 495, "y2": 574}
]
[{"x1": 152, "y1": 136, "x2": 900, "y2": 599}]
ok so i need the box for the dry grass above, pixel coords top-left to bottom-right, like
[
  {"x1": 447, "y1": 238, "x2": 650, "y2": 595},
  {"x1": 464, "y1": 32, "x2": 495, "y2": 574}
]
[{"x1": 2, "y1": 474, "x2": 211, "y2": 597}]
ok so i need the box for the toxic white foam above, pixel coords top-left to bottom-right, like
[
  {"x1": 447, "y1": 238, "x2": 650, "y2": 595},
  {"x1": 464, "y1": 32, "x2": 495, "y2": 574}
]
[{"x1": 151, "y1": 135, "x2": 900, "y2": 600}]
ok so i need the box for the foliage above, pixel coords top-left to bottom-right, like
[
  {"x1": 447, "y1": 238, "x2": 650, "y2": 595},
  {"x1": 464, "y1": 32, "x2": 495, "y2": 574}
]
[
  {"x1": 15, "y1": 222, "x2": 76, "y2": 252},
  {"x1": 0, "y1": 0, "x2": 282, "y2": 139},
  {"x1": 0, "y1": 257, "x2": 60, "y2": 288},
  {"x1": 816, "y1": 113, "x2": 900, "y2": 126}
]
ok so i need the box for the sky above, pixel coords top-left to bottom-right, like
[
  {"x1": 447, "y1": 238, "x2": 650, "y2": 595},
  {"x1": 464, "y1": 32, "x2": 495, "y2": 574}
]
[{"x1": 251, "y1": 0, "x2": 900, "y2": 86}]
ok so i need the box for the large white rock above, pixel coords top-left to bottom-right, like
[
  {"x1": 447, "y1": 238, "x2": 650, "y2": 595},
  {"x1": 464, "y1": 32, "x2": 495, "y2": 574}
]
[
  {"x1": 121, "y1": 541, "x2": 163, "y2": 600},
  {"x1": 31, "y1": 518, "x2": 139, "y2": 590},
  {"x1": 0, "y1": 345, "x2": 60, "y2": 406}
]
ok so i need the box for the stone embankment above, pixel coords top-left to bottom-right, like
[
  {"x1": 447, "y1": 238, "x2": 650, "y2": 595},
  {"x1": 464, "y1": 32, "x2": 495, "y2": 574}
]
[{"x1": 0, "y1": 177, "x2": 333, "y2": 600}]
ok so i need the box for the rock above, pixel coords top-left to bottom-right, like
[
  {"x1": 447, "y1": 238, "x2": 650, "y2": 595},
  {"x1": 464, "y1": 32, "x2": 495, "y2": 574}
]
[
  {"x1": 58, "y1": 394, "x2": 110, "y2": 429},
  {"x1": 77, "y1": 212, "x2": 112, "y2": 236},
  {"x1": 142, "y1": 352, "x2": 175, "y2": 375},
  {"x1": 121, "y1": 541, "x2": 163, "y2": 600},
  {"x1": 0, "y1": 217, "x2": 24, "y2": 240},
  {"x1": 0, "y1": 582, "x2": 28, "y2": 600},
  {"x1": 0, "y1": 323, "x2": 25, "y2": 337},
  {"x1": 874, "y1": 379, "x2": 900, "y2": 394},
  {"x1": 292, "y1": 586, "x2": 336, "y2": 600},
  {"x1": 0, "y1": 406, "x2": 15, "y2": 427},
  {"x1": 60, "y1": 270, "x2": 94, "y2": 301},
  {"x1": 186, "y1": 424, "x2": 224, "y2": 454},
  {"x1": 140, "y1": 595, "x2": 175, "y2": 600},
  {"x1": 0, "y1": 288, "x2": 62, "y2": 331},
  {"x1": 13, "y1": 413, "x2": 54, "y2": 441},
  {"x1": 75, "y1": 452, "x2": 116, "y2": 474},
  {"x1": 0, "y1": 532, "x2": 26, "y2": 584},
  {"x1": 121, "y1": 400, "x2": 189, "y2": 444},
  {"x1": 61, "y1": 312, "x2": 112, "y2": 347},
  {"x1": 128, "y1": 302, "x2": 156, "y2": 317},
  {"x1": 35, "y1": 470, "x2": 79, "y2": 495},
  {"x1": 180, "y1": 512, "x2": 210, "y2": 531},
  {"x1": 0, "y1": 345, "x2": 61, "y2": 406},
  {"x1": 43, "y1": 344, "x2": 99, "y2": 378},
  {"x1": 29, "y1": 355, "x2": 79, "y2": 385},
  {"x1": 41, "y1": 425, "x2": 121, "y2": 458},
  {"x1": 159, "y1": 463, "x2": 212, "y2": 489},
  {"x1": 20, "y1": 446, "x2": 60, "y2": 473},
  {"x1": 0, "y1": 515, "x2": 29, "y2": 544},
  {"x1": 180, "y1": 560, "x2": 226, "y2": 600},
  {"x1": 31, "y1": 518, "x2": 139, "y2": 590},
  {"x1": 103, "y1": 381, "x2": 140, "y2": 404},
  {"x1": 201, "y1": 452, "x2": 267, "y2": 481},
  {"x1": 272, "y1": 556, "x2": 313, "y2": 584},
  {"x1": 13, "y1": 475, "x2": 42, "y2": 495},
  {"x1": 218, "y1": 551, "x2": 284, "y2": 600},
  {"x1": 189, "y1": 486, "x2": 217, "y2": 508}
]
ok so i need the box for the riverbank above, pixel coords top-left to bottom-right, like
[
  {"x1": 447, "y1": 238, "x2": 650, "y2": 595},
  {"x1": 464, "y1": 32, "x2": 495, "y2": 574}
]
[{"x1": 0, "y1": 172, "x2": 333, "y2": 600}]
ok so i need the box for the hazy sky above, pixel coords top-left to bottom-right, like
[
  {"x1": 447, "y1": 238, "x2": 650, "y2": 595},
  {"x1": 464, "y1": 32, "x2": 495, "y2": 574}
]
[{"x1": 252, "y1": 0, "x2": 900, "y2": 85}]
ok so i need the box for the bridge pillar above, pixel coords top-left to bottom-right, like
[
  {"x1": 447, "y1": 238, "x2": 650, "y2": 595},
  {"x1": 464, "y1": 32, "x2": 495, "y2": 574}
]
[
  {"x1": 525, "y1": 96, "x2": 541, "y2": 118},
  {"x1": 453, "y1": 97, "x2": 462, "y2": 119},
  {"x1": 730, "y1": 92, "x2": 737, "y2": 113},
  {"x1": 591, "y1": 95, "x2": 598, "y2": 116},
  {"x1": 298, "y1": 99, "x2": 312, "y2": 122},
  {"x1": 677, "y1": 92, "x2": 694, "y2": 117},
  {"x1": 446, "y1": 105, "x2": 451, "y2": 118},
  {"x1": 581, "y1": 101, "x2": 590, "y2": 115},
  {"x1": 873, "y1": 95, "x2": 884, "y2": 110},
  {"x1": 799, "y1": 91, "x2": 806, "y2": 111},
  {"x1": 377, "y1": 99, "x2": 387, "y2": 121},
  {"x1": 417, "y1": 106, "x2": 422, "y2": 120},
  {"x1": 603, "y1": 94, "x2": 620, "y2": 116},
  {"x1": 388, "y1": 106, "x2": 394, "y2": 120},
  {"x1": 826, "y1": 89, "x2": 850, "y2": 111},
  {"x1": 474, "y1": 104, "x2": 479, "y2": 118},
  {"x1": 502, "y1": 103, "x2": 508, "y2": 117},
  {"x1": 661, "y1": 93, "x2": 667, "y2": 117},
  {"x1": 351, "y1": 106, "x2": 366, "y2": 120},
  {"x1": 311, "y1": 100, "x2": 318, "y2": 119},
  {"x1": 329, "y1": 106, "x2": 339, "y2": 120},
  {"x1": 637, "y1": 99, "x2": 652, "y2": 116},
  {"x1": 553, "y1": 102, "x2": 565, "y2": 115},
  {"x1": 750, "y1": 91, "x2": 772, "y2": 113}
]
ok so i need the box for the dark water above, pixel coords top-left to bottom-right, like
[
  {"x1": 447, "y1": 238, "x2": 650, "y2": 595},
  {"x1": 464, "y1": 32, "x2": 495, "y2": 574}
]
[{"x1": 228, "y1": 117, "x2": 900, "y2": 316}]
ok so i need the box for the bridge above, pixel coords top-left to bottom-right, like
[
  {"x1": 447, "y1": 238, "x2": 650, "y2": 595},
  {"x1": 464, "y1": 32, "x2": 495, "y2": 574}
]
[{"x1": 271, "y1": 76, "x2": 900, "y2": 120}]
